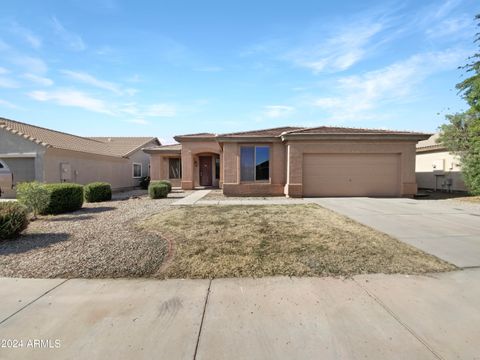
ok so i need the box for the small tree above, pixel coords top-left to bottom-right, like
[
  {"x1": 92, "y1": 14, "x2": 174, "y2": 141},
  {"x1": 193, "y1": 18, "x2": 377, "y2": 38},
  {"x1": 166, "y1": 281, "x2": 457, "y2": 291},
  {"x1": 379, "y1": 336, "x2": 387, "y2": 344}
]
[
  {"x1": 16, "y1": 182, "x2": 50, "y2": 218},
  {"x1": 439, "y1": 14, "x2": 480, "y2": 194}
]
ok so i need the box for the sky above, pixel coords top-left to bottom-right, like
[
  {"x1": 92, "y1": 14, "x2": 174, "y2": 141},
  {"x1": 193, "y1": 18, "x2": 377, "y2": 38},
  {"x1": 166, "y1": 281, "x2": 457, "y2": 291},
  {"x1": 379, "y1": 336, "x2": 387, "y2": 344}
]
[{"x1": 0, "y1": 0, "x2": 478, "y2": 144}]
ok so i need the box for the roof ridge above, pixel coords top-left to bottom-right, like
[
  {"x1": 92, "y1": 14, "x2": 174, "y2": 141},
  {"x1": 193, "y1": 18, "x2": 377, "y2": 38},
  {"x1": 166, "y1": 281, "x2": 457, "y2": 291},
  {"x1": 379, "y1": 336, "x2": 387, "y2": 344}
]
[
  {"x1": 288, "y1": 125, "x2": 423, "y2": 134},
  {"x1": 219, "y1": 125, "x2": 303, "y2": 136},
  {"x1": 0, "y1": 117, "x2": 105, "y2": 144}
]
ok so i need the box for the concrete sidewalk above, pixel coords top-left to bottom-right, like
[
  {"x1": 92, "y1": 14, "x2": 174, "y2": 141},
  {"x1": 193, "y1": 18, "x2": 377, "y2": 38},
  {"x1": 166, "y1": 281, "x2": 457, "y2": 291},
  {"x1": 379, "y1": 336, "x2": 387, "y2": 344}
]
[{"x1": 1, "y1": 269, "x2": 479, "y2": 359}]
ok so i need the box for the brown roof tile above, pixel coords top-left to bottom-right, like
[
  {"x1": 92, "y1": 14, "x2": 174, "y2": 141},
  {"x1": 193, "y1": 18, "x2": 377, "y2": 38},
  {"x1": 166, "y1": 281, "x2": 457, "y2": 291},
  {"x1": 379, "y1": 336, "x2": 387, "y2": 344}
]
[
  {"x1": 0, "y1": 117, "x2": 158, "y2": 157},
  {"x1": 219, "y1": 126, "x2": 305, "y2": 137},
  {"x1": 288, "y1": 126, "x2": 426, "y2": 135}
]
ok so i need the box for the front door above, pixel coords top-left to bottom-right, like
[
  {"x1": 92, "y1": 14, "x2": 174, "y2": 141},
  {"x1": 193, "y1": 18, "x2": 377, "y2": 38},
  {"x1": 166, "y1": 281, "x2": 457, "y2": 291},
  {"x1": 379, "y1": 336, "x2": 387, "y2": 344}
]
[{"x1": 199, "y1": 156, "x2": 212, "y2": 186}]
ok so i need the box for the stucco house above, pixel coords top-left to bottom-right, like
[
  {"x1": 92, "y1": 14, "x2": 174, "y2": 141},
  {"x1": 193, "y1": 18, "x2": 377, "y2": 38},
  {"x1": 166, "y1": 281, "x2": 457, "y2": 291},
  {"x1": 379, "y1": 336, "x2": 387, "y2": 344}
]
[
  {"x1": 416, "y1": 133, "x2": 467, "y2": 192},
  {"x1": 0, "y1": 117, "x2": 159, "y2": 197},
  {"x1": 144, "y1": 126, "x2": 429, "y2": 197}
]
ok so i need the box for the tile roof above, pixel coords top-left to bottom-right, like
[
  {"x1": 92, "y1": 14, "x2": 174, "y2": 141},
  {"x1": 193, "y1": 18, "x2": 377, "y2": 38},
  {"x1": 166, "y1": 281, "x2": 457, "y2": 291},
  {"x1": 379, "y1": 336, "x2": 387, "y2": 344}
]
[
  {"x1": 288, "y1": 126, "x2": 425, "y2": 135},
  {"x1": 143, "y1": 144, "x2": 182, "y2": 153},
  {"x1": 0, "y1": 117, "x2": 158, "y2": 157},
  {"x1": 175, "y1": 132, "x2": 216, "y2": 138},
  {"x1": 219, "y1": 126, "x2": 305, "y2": 137},
  {"x1": 89, "y1": 137, "x2": 160, "y2": 156},
  {"x1": 416, "y1": 133, "x2": 445, "y2": 151}
]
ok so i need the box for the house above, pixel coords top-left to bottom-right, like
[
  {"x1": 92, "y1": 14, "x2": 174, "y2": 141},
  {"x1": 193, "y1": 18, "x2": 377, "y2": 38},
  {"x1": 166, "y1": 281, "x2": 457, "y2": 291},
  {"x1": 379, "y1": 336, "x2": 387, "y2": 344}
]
[
  {"x1": 0, "y1": 117, "x2": 160, "y2": 197},
  {"x1": 144, "y1": 126, "x2": 429, "y2": 197},
  {"x1": 416, "y1": 133, "x2": 467, "y2": 192}
]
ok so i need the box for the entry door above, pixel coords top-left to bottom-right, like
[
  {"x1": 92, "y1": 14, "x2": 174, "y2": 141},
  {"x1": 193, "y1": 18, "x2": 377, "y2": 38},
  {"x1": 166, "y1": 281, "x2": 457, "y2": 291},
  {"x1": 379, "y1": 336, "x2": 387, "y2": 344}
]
[{"x1": 199, "y1": 156, "x2": 212, "y2": 186}]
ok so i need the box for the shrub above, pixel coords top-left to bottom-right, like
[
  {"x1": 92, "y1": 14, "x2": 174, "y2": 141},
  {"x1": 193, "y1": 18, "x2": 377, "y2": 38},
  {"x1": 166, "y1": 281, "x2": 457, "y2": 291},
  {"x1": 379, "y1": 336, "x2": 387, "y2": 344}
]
[
  {"x1": 139, "y1": 176, "x2": 150, "y2": 190},
  {"x1": 148, "y1": 183, "x2": 169, "y2": 199},
  {"x1": 41, "y1": 183, "x2": 84, "y2": 215},
  {"x1": 151, "y1": 180, "x2": 172, "y2": 193},
  {"x1": 84, "y1": 182, "x2": 112, "y2": 202},
  {"x1": 16, "y1": 181, "x2": 50, "y2": 217},
  {"x1": 0, "y1": 202, "x2": 29, "y2": 240}
]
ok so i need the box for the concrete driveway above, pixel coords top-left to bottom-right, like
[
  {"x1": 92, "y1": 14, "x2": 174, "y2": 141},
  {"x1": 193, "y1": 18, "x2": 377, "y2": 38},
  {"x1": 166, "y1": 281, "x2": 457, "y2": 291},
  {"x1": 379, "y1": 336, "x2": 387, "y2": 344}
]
[
  {"x1": 0, "y1": 271, "x2": 479, "y2": 359},
  {"x1": 311, "y1": 197, "x2": 480, "y2": 268}
]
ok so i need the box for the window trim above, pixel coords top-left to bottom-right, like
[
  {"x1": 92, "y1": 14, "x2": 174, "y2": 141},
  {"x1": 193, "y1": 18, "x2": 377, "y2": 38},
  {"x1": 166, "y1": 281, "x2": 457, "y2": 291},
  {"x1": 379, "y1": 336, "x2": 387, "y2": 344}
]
[
  {"x1": 239, "y1": 144, "x2": 271, "y2": 183},
  {"x1": 132, "y1": 163, "x2": 142, "y2": 178},
  {"x1": 168, "y1": 157, "x2": 182, "y2": 179}
]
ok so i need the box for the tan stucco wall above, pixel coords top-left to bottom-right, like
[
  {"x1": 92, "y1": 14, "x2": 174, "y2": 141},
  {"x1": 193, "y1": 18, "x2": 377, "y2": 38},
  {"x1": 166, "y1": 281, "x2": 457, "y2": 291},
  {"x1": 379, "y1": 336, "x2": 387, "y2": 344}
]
[
  {"x1": 149, "y1": 153, "x2": 182, "y2": 187},
  {"x1": 180, "y1": 141, "x2": 222, "y2": 189},
  {"x1": 416, "y1": 151, "x2": 467, "y2": 192},
  {"x1": 222, "y1": 141, "x2": 286, "y2": 196},
  {"x1": 43, "y1": 148, "x2": 149, "y2": 191},
  {"x1": 284, "y1": 140, "x2": 418, "y2": 197}
]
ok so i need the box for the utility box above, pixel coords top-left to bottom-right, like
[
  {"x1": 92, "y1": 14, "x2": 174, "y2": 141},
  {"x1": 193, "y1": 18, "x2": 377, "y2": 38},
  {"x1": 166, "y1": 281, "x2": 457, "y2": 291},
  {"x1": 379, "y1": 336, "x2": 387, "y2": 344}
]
[{"x1": 60, "y1": 162, "x2": 72, "y2": 182}]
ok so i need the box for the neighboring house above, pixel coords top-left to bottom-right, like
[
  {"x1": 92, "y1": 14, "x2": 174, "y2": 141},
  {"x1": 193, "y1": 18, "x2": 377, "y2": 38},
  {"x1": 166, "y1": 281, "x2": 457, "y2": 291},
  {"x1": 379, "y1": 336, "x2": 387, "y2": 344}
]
[
  {"x1": 144, "y1": 126, "x2": 429, "y2": 197},
  {"x1": 416, "y1": 133, "x2": 467, "y2": 192},
  {"x1": 0, "y1": 117, "x2": 160, "y2": 198}
]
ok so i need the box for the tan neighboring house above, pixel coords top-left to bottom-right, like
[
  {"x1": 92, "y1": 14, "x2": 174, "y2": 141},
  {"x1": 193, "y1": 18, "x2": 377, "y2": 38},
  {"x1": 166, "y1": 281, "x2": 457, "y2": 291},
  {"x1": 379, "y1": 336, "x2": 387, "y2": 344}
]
[
  {"x1": 0, "y1": 117, "x2": 160, "y2": 198},
  {"x1": 416, "y1": 133, "x2": 467, "y2": 192},
  {"x1": 144, "y1": 126, "x2": 429, "y2": 197}
]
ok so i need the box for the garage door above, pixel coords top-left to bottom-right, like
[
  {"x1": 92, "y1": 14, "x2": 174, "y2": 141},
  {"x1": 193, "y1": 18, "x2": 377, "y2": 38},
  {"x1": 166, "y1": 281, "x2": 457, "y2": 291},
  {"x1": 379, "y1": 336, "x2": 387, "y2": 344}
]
[
  {"x1": 1, "y1": 158, "x2": 35, "y2": 185},
  {"x1": 303, "y1": 153, "x2": 400, "y2": 197}
]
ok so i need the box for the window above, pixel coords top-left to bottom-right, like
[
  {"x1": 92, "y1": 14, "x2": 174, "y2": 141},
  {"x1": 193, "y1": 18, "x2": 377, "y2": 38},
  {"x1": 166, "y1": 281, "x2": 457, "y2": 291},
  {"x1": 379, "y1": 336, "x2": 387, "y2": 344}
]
[
  {"x1": 133, "y1": 163, "x2": 142, "y2": 178},
  {"x1": 215, "y1": 158, "x2": 220, "y2": 180},
  {"x1": 0, "y1": 162, "x2": 3, "y2": 169},
  {"x1": 240, "y1": 146, "x2": 270, "y2": 182},
  {"x1": 169, "y1": 158, "x2": 181, "y2": 179}
]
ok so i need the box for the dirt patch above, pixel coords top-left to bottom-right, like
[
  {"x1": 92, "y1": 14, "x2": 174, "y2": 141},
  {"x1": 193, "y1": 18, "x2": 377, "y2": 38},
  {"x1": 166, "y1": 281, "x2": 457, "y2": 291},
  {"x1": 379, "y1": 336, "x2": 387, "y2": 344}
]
[{"x1": 140, "y1": 204, "x2": 455, "y2": 279}]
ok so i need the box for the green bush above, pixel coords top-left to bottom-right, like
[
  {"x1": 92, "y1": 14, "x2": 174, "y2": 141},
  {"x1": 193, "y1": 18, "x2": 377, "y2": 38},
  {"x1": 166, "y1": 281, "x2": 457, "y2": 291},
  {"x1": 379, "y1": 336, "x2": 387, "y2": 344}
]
[
  {"x1": 148, "y1": 183, "x2": 169, "y2": 199},
  {"x1": 16, "y1": 181, "x2": 50, "y2": 217},
  {"x1": 84, "y1": 182, "x2": 112, "y2": 202},
  {"x1": 139, "y1": 176, "x2": 150, "y2": 190},
  {"x1": 41, "y1": 183, "x2": 84, "y2": 215},
  {"x1": 0, "y1": 202, "x2": 29, "y2": 240},
  {"x1": 151, "y1": 180, "x2": 172, "y2": 193}
]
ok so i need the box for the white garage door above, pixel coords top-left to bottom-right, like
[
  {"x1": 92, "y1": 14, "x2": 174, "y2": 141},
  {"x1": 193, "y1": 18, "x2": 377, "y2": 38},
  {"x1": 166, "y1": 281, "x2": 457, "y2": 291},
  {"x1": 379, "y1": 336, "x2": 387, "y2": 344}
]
[{"x1": 303, "y1": 153, "x2": 400, "y2": 197}]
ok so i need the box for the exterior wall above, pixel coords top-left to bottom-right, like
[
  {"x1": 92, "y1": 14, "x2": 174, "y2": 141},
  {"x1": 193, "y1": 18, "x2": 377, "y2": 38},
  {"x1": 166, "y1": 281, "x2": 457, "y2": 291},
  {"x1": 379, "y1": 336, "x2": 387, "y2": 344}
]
[
  {"x1": 284, "y1": 140, "x2": 418, "y2": 197},
  {"x1": 149, "y1": 153, "x2": 182, "y2": 187},
  {"x1": 180, "y1": 141, "x2": 222, "y2": 189},
  {"x1": 44, "y1": 148, "x2": 143, "y2": 191},
  {"x1": 222, "y1": 141, "x2": 286, "y2": 196},
  {"x1": 416, "y1": 150, "x2": 467, "y2": 192}
]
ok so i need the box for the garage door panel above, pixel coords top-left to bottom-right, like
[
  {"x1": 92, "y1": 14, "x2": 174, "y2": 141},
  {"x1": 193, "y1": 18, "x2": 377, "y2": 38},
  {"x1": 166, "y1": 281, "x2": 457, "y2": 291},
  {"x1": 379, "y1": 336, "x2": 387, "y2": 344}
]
[{"x1": 303, "y1": 154, "x2": 400, "y2": 197}]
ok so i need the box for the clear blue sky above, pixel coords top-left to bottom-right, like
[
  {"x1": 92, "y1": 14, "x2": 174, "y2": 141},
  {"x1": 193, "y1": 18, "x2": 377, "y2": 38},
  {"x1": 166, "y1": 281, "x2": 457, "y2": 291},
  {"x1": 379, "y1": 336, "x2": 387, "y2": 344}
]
[{"x1": 0, "y1": 0, "x2": 478, "y2": 143}]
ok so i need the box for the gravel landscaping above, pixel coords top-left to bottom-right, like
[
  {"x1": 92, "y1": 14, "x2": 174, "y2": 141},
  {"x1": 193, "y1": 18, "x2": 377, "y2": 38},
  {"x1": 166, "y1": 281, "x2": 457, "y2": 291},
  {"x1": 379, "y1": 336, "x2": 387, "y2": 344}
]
[{"x1": 0, "y1": 191, "x2": 190, "y2": 278}]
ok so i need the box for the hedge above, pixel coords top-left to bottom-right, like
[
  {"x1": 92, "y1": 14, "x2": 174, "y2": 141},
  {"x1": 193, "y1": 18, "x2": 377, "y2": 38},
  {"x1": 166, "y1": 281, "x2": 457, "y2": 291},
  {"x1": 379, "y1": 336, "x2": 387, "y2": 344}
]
[
  {"x1": 148, "y1": 183, "x2": 169, "y2": 199},
  {"x1": 84, "y1": 182, "x2": 112, "y2": 202},
  {"x1": 151, "y1": 180, "x2": 172, "y2": 193},
  {"x1": 41, "y1": 183, "x2": 84, "y2": 215},
  {"x1": 0, "y1": 202, "x2": 29, "y2": 240}
]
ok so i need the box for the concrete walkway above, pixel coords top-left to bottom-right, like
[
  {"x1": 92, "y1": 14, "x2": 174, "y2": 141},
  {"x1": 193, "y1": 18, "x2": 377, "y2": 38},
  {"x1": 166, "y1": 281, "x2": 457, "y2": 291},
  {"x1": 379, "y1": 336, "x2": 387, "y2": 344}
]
[
  {"x1": 1, "y1": 269, "x2": 479, "y2": 359},
  {"x1": 311, "y1": 197, "x2": 480, "y2": 268},
  {"x1": 173, "y1": 190, "x2": 211, "y2": 205}
]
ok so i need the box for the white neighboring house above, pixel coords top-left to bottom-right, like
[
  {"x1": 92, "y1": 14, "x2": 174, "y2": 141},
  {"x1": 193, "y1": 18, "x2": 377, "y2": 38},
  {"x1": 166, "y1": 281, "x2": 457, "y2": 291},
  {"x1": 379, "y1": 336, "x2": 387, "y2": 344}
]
[
  {"x1": 0, "y1": 117, "x2": 160, "y2": 198},
  {"x1": 416, "y1": 133, "x2": 467, "y2": 192}
]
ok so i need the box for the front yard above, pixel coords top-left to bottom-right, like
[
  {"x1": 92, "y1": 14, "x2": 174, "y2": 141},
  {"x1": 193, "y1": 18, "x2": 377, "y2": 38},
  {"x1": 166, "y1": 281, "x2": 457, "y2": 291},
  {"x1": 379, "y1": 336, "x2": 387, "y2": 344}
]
[
  {"x1": 140, "y1": 204, "x2": 454, "y2": 278},
  {"x1": 0, "y1": 197, "x2": 455, "y2": 279}
]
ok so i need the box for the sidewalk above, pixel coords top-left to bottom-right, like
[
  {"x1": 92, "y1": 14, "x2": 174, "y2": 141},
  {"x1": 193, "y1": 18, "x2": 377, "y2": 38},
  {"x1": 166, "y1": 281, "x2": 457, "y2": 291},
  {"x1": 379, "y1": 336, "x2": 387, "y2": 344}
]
[{"x1": 1, "y1": 269, "x2": 478, "y2": 359}]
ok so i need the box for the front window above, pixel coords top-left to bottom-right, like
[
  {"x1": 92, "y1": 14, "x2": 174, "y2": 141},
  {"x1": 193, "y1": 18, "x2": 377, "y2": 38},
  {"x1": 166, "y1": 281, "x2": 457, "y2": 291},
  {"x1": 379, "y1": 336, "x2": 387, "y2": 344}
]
[
  {"x1": 133, "y1": 163, "x2": 142, "y2": 178},
  {"x1": 169, "y1": 158, "x2": 181, "y2": 179},
  {"x1": 240, "y1": 146, "x2": 270, "y2": 182}
]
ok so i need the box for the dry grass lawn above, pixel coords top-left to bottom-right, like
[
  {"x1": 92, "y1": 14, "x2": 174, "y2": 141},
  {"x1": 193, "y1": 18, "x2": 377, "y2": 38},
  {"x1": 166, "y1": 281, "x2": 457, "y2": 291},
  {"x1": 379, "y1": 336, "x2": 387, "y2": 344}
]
[{"x1": 140, "y1": 204, "x2": 455, "y2": 279}]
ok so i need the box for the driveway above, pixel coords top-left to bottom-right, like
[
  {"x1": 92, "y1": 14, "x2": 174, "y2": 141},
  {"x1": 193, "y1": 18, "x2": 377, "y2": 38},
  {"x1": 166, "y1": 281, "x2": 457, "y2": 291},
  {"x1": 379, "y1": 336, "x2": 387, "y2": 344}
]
[
  {"x1": 311, "y1": 197, "x2": 480, "y2": 267},
  {"x1": 1, "y1": 271, "x2": 479, "y2": 359}
]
